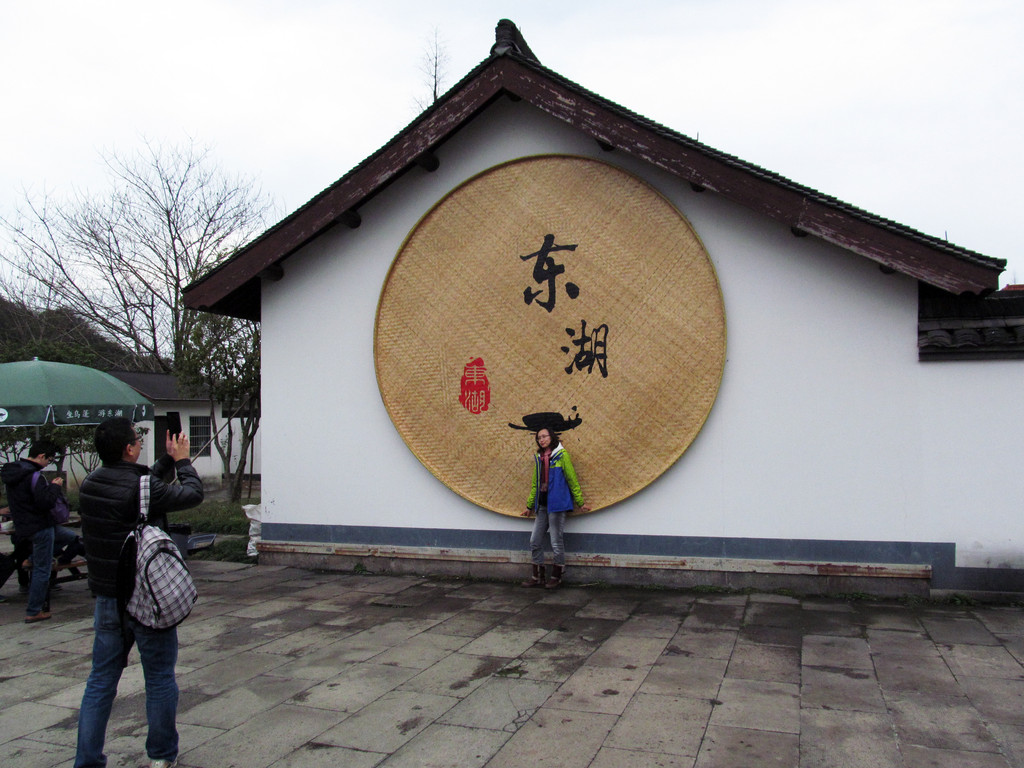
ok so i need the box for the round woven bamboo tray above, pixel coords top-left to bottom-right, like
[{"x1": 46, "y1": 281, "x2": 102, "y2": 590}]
[{"x1": 375, "y1": 155, "x2": 725, "y2": 516}]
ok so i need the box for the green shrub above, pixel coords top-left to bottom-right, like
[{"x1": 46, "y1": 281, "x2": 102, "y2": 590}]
[
  {"x1": 174, "y1": 499, "x2": 254, "y2": 536},
  {"x1": 189, "y1": 536, "x2": 253, "y2": 563}
]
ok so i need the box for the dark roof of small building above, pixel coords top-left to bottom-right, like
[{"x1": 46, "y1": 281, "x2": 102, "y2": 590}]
[
  {"x1": 918, "y1": 285, "x2": 1024, "y2": 359},
  {"x1": 183, "y1": 19, "x2": 1005, "y2": 321},
  {"x1": 107, "y1": 371, "x2": 206, "y2": 402}
]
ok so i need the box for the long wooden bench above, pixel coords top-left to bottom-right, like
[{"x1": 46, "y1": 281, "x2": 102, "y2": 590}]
[
  {"x1": 3, "y1": 508, "x2": 88, "y2": 585},
  {"x1": 21, "y1": 556, "x2": 89, "y2": 584}
]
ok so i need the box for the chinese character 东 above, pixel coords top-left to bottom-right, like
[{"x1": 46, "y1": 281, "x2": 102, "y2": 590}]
[
  {"x1": 520, "y1": 234, "x2": 580, "y2": 313},
  {"x1": 562, "y1": 320, "x2": 609, "y2": 377}
]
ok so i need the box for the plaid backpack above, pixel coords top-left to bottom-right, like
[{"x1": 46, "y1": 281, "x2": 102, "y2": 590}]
[{"x1": 118, "y1": 476, "x2": 197, "y2": 630}]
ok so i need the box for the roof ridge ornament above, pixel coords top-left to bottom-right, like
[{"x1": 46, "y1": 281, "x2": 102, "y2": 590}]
[{"x1": 491, "y1": 19, "x2": 540, "y2": 63}]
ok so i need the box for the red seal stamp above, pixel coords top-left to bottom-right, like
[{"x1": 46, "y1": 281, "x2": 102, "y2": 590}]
[{"x1": 459, "y1": 358, "x2": 490, "y2": 414}]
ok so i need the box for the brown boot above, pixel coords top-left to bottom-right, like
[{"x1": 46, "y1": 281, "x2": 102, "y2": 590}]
[
  {"x1": 545, "y1": 564, "x2": 564, "y2": 589},
  {"x1": 520, "y1": 564, "x2": 545, "y2": 588}
]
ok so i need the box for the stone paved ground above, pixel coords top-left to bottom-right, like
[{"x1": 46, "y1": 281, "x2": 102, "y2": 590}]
[{"x1": 2, "y1": 562, "x2": 1024, "y2": 767}]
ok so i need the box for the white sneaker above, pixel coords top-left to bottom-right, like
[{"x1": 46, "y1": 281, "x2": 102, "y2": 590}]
[{"x1": 150, "y1": 760, "x2": 176, "y2": 768}]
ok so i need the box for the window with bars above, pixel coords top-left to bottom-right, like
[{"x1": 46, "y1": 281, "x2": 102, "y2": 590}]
[{"x1": 189, "y1": 416, "x2": 212, "y2": 457}]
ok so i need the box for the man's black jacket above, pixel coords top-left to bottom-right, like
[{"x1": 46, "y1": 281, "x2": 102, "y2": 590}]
[
  {"x1": 79, "y1": 455, "x2": 204, "y2": 598},
  {"x1": 0, "y1": 458, "x2": 62, "y2": 540}
]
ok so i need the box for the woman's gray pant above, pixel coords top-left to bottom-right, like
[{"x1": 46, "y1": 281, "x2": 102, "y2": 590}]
[{"x1": 529, "y1": 506, "x2": 566, "y2": 566}]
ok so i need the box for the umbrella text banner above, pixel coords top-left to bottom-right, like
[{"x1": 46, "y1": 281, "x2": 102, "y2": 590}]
[{"x1": 0, "y1": 360, "x2": 154, "y2": 427}]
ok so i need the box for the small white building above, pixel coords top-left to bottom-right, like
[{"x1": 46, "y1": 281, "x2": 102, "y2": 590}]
[
  {"x1": 185, "y1": 21, "x2": 1023, "y2": 595},
  {"x1": 109, "y1": 371, "x2": 261, "y2": 489}
]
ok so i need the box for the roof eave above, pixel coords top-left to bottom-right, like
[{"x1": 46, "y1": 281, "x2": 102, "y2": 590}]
[
  {"x1": 493, "y1": 57, "x2": 1000, "y2": 295},
  {"x1": 183, "y1": 57, "x2": 511, "y2": 318},
  {"x1": 185, "y1": 52, "x2": 1002, "y2": 319}
]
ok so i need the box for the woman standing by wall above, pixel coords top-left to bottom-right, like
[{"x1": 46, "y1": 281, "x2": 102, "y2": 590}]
[{"x1": 521, "y1": 428, "x2": 590, "y2": 589}]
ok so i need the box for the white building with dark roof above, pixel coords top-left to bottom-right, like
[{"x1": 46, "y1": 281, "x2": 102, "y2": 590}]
[
  {"x1": 185, "y1": 20, "x2": 1023, "y2": 595},
  {"x1": 108, "y1": 371, "x2": 261, "y2": 488}
]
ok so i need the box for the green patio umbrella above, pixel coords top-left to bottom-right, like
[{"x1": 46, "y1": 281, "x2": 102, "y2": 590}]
[{"x1": 0, "y1": 359, "x2": 153, "y2": 427}]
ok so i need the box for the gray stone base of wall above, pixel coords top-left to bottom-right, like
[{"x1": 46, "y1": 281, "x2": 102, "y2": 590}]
[
  {"x1": 258, "y1": 546, "x2": 931, "y2": 598},
  {"x1": 254, "y1": 525, "x2": 1024, "y2": 596}
]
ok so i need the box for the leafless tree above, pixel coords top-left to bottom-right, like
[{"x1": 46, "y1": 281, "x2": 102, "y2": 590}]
[
  {"x1": 1, "y1": 139, "x2": 274, "y2": 371},
  {"x1": 414, "y1": 27, "x2": 451, "y2": 110},
  {"x1": 2, "y1": 139, "x2": 274, "y2": 499},
  {"x1": 177, "y1": 312, "x2": 261, "y2": 501}
]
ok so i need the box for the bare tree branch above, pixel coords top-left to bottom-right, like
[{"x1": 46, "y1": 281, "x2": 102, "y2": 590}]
[
  {"x1": 1, "y1": 138, "x2": 274, "y2": 369},
  {"x1": 1, "y1": 139, "x2": 271, "y2": 498},
  {"x1": 414, "y1": 27, "x2": 451, "y2": 110}
]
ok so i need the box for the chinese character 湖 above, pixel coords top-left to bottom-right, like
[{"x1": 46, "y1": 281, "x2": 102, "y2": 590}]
[{"x1": 562, "y1": 320, "x2": 609, "y2": 377}]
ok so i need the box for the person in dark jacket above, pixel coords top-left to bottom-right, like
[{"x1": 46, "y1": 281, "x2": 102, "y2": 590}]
[
  {"x1": 0, "y1": 488, "x2": 14, "y2": 600},
  {"x1": 74, "y1": 417, "x2": 203, "y2": 768},
  {"x1": 1, "y1": 439, "x2": 80, "y2": 621}
]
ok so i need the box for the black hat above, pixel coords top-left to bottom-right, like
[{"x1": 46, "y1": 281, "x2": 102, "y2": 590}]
[{"x1": 507, "y1": 409, "x2": 581, "y2": 432}]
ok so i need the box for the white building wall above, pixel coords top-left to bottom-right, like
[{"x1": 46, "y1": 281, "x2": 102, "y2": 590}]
[
  {"x1": 260, "y1": 100, "x2": 1024, "y2": 572},
  {"x1": 143, "y1": 403, "x2": 261, "y2": 486},
  {"x1": 58, "y1": 403, "x2": 261, "y2": 490},
  {"x1": 918, "y1": 361, "x2": 1024, "y2": 568}
]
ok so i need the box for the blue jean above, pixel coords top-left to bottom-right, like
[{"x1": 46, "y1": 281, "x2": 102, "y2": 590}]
[
  {"x1": 75, "y1": 596, "x2": 179, "y2": 768},
  {"x1": 529, "y1": 506, "x2": 567, "y2": 566},
  {"x1": 27, "y1": 525, "x2": 79, "y2": 616}
]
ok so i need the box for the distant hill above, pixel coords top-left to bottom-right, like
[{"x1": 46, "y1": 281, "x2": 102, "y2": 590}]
[{"x1": 0, "y1": 296, "x2": 163, "y2": 371}]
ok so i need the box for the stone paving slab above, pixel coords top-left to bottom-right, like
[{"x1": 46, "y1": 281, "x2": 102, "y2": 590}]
[
  {"x1": 874, "y1": 652, "x2": 964, "y2": 697},
  {"x1": 710, "y1": 678, "x2": 801, "y2": 734},
  {"x1": 382, "y1": 723, "x2": 512, "y2": 768},
  {"x1": 585, "y1": 632, "x2": 669, "y2": 668},
  {"x1": 695, "y1": 724, "x2": 799, "y2": 768},
  {"x1": 800, "y1": 664, "x2": 887, "y2": 713},
  {"x1": 800, "y1": 709, "x2": 904, "y2": 768},
  {"x1": 886, "y1": 691, "x2": 1001, "y2": 753},
  {"x1": 605, "y1": 692, "x2": 713, "y2": 757},
  {"x1": 641, "y1": 653, "x2": 730, "y2": 699},
  {"x1": 726, "y1": 642, "x2": 801, "y2": 684},
  {"x1": 666, "y1": 628, "x2": 738, "y2": 660},
  {"x1": 438, "y1": 676, "x2": 558, "y2": 731},
  {"x1": 547, "y1": 663, "x2": 647, "y2": 715},
  {"x1": 940, "y1": 643, "x2": 1024, "y2": 679},
  {"x1": 315, "y1": 689, "x2": 458, "y2": 752},
  {"x1": 486, "y1": 707, "x2": 617, "y2": 768},
  {"x1": 801, "y1": 635, "x2": 873, "y2": 670},
  {"x1": 4, "y1": 561, "x2": 1024, "y2": 766}
]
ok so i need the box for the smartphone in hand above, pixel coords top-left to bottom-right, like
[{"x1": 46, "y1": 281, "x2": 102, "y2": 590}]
[{"x1": 166, "y1": 411, "x2": 183, "y2": 438}]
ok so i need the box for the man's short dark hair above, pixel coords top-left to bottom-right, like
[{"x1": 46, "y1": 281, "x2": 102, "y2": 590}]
[
  {"x1": 29, "y1": 439, "x2": 59, "y2": 460},
  {"x1": 94, "y1": 418, "x2": 137, "y2": 464}
]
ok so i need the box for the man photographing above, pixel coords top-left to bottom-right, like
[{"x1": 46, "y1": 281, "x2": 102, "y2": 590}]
[{"x1": 74, "y1": 418, "x2": 204, "y2": 768}]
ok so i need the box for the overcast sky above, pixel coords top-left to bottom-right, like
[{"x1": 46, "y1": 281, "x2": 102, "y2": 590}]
[{"x1": 2, "y1": 0, "x2": 1021, "y2": 284}]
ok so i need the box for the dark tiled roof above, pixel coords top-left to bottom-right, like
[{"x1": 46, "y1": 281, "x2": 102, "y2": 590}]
[
  {"x1": 918, "y1": 286, "x2": 1024, "y2": 359},
  {"x1": 183, "y1": 19, "x2": 1004, "y2": 321},
  {"x1": 498, "y1": 49, "x2": 1001, "y2": 276},
  {"x1": 107, "y1": 371, "x2": 207, "y2": 401}
]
